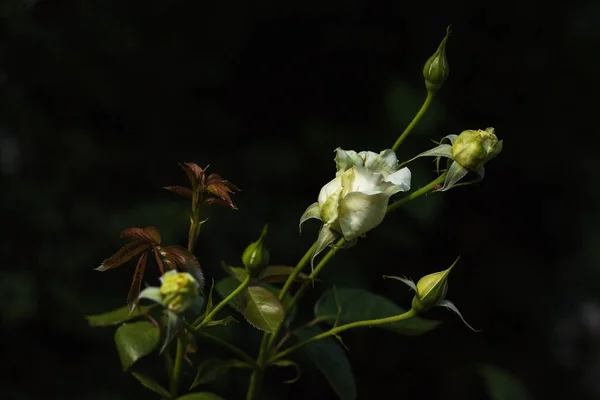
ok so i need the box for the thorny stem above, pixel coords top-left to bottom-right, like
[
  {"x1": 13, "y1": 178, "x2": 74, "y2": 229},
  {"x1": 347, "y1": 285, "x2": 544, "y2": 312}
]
[
  {"x1": 387, "y1": 172, "x2": 446, "y2": 213},
  {"x1": 270, "y1": 309, "x2": 417, "y2": 363}
]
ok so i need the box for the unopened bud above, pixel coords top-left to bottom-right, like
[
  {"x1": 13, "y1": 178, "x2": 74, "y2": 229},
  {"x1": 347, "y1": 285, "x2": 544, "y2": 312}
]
[
  {"x1": 452, "y1": 127, "x2": 503, "y2": 170},
  {"x1": 411, "y1": 263, "x2": 454, "y2": 313},
  {"x1": 423, "y1": 26, "x2": 451, "y2": 93},
  {"x1": 159, "y1": 271, "x2": 200, "y2": 313},
  {"x1": 241, "y1": 225, "x2": 270, "y2": 274}
]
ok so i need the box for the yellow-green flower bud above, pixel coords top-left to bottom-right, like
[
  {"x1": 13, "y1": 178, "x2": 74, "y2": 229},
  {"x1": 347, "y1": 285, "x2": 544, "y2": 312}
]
[
  {"x1": 242, "y1": 225, "x2": 270, "y2": 274},
  {"x1": 423, "y1": 26, "x2": 450, "y2": 93},
  {"x1": 159, "y1": 271, "x2": 200, "y2": 313},
  {"x1": 451, "y1": 127, "x2": 503, "y2": 171},
  {"x1": 411, "y1": 264, "x2": 453, "y2": 313}
]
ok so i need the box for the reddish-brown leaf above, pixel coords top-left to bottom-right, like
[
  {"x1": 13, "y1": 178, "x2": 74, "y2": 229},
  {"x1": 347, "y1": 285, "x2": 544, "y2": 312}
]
[
  {"x1": 121, "y1": 227, "x2": 161, "y2": 245},
  {"x1": 205, "y1": 173, "x2": 240, "y2": 191},
  {"x1": 127, "y1": 252, "x2": 148, "y2": 310},
  {"x1": 166, "y1": 245, "x2": 205, "y2": 291},
  {"x1": 203, "y1": 197, "x2": 233, "y2": 208},
  {"x1": 206, "y1": 183, "x2": 237, "y2": 209},
  {"x1": 153, "y1": 248, "x2": 166, "y2": 275},
  {"x1": 164, "y1": 185, "x2": 193, "y2": 199},
  {"x1": 155, "y1": 245, "x2": 177, "y2": 272},
  {"x1": 96, "y1": 241, "x2": 150, "y2": 271},
  {"x1": 181, "y1": 162, "x2": 207, "y2": 188}
]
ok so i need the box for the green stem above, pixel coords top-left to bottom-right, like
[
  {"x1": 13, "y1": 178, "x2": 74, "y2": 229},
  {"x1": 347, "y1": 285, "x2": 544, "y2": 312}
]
[
  {"x1": 386, "y1": 171, "x2": 446, "y2": 213},
  {"x1": 270, "y1": 309, "x2": 417, "y2": 363},
  {"x1": 188, "y1": 207, "x2": 202, "y2": 254},
  {"x1": 391, "y1": 91, "x2": 435, "y2": 152},
  {"x1": 287, "y1": 238, "x2": 345, "y2": 312},
  {"x1": 246, "y1": 366, "x2": 265, "y2": 400},
  {"x1": 170, "y1": 336, "x2": 186, "y2": 397},
  {"x1": 196, "y1": 274, "x2": 252, "y2": 329},
  {"x1": 246, "y1": 335, "x2": 270, "y2": 400},
  {"x1": 278, "y1": 241, "x2": 318, "y2": 301}
]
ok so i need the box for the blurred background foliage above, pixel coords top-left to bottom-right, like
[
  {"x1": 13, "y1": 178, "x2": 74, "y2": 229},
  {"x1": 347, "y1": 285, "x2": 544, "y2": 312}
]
[{"x1": 1, "y1": 0, "x2": 599, "y2": 399}]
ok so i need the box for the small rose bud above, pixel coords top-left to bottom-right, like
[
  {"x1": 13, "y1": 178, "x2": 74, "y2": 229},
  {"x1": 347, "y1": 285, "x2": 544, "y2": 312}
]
[
  {"x1": 385, "y1": 256, "x2": 479, "y2": 331},
  {"x1": 241, "y1": 225, "x2": 270, "y2": 274},
  {"x1": 411, "y1": 265, "x2": 453, "y2": 312},
  {"x1": 159, "y1": 271, "x2": 200, "y2": 313},
  {"x1": 423, "y1": 26, "x2": 451, "y2": 93},
  {"x1": 452, "y1": 127, "x2": 503, "y2": 171}
]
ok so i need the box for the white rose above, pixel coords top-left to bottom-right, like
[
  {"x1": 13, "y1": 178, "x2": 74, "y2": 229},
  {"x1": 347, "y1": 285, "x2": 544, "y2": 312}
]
[{"x1": 300, "y1": 148, "x2": 411, "y2": 266}]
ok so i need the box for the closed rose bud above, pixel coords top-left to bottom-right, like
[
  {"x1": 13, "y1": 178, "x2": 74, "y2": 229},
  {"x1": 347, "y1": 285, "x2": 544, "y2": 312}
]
[
  {"x1": 423, "y1": 26, "x2": 451, "y2": 93},
  {"x1": 411, "y1": 266, "x2": 452, "y2": 312},
  {"x1": 452, "y1": 127, "x2": 503, "y2": 171},
  {"x1": 242, "y1": 225, "x2": 270, "y2": 274},
  {"x1": 385, "y1": 256, "x2": 479, "y2": 331}
]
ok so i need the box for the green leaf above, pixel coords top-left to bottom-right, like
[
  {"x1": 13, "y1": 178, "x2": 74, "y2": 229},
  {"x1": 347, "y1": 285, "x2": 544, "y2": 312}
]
[
  {"x1": 130, "y1": 370, "x2": 171, "y2": 397},
  {"x1": 215, "y1": 277, "x2": 243, "y2": 311},
  {"x1": 190, "y1": 359, "x2": 250, "y2": 390},
  {"x1": 294, "y1": 326, "x2": 356, "y2": 400},
  {"x1": 259, "y1": 282, "x2": 297, "y2": 328},
  {"x1": 314, "y1": 288, "x2": 440, "y2": 335},
  {"x1": 114, "y1": 321, "x2": 160, "y2": 371},
  {"x1": 177, "y1": 393, "x2": 225, "y2": 400},
  {"x1": 239, "y1": 286, "x2": 284, "y2": 333},
  {"x1": 479, "y1": 364, "x2": 534, "y2": 400},
  {"x1": 85, "y1": 304, "x2": 155, "y2": 327}
]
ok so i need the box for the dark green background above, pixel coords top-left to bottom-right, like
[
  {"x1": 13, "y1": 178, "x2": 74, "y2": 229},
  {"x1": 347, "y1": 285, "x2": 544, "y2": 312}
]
[{"x1": 1, "y1": 0, "x2": 598, "y2": 399}]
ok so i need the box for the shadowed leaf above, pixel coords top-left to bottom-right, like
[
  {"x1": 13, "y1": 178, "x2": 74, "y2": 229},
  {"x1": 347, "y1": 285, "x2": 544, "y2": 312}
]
[
  {"x1": 177, "y1": 393, "x2": 226, "y2": 400},
  {"x1": 114, "y1": 321, "x2": 160, "y2": 371},
  {"x1": 215, "y1": 277, "x2": 243, "y2": 311},
  {"x1": 479, "y1": 364, "x2": 534, "y2": 400},
  {"x1": 85, "y1": 304, "x2": 155, "y2": 327},
  {"x1": 130, "y1": 371, "x2": 171, "y2": 397},
  {"x1": 190, "y1": 359, "x2": 250, "y2": 390},
  {"x1": 294, "y1": 326, "x2": 357, "y2": 400}
]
